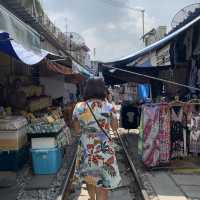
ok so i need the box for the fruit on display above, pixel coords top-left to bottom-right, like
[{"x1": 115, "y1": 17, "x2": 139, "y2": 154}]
[
  {"x1": 27, "y1": 118, "x2": 66, "y2": 134},
  {"x1": 27, "y1": 96, "x2": 52, "y2": 112},
  {"x1": 19, "y1": 85, "x2": 43, "y2": 97}
]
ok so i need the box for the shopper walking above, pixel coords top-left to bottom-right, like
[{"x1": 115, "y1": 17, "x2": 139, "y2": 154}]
[
  {"x1": 72, "y1": 78, "x2": 121, "y2": 200},
  {"x1": 105, "y1": 88, "x2": 118, "y2": 136}
]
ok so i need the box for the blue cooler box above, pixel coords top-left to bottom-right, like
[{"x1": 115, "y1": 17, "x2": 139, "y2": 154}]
[
  {"x1": 0, "y1": 145, "x2": 28, "y2": 171},
  {"x1": 31, "y1": 147, "x2": 62, "y2": 175}
]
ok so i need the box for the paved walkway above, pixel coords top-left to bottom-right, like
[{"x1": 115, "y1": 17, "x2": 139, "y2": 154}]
[{"x1": 142, "y1": 171, "x2": 200, "y2": 200}]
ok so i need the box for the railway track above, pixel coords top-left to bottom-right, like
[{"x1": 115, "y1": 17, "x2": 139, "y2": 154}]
[
  {"x1": 64, "y1": 130, "x2": 200, "y2": 200},
  {"x1": 56, "y1": 150, "x2": 76, "y2": 200},
  {"x1": 66, "y1": 130, "x2": 148, "y2": 200},
  {"x1": 115, "y1": 130, "x2": 149, "y2": 200}
]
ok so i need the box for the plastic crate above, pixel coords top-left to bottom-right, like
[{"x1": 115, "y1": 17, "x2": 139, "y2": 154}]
[
  {"x1": 0, "y1": 146, "x2": 28, "y2": 171},
  {"x1": 31, "y1": 148, "x2": 62, "y2": 175}
]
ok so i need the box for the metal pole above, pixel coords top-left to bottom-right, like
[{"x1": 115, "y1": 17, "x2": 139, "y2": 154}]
[
  {"x1": 33, "y1": 0, "x2": 37, "y2": 17},
  {"x1": 70, "y1": 34, "x2": 72, "y2": 55},
  {"x1": 141, "y1": 9, "x2": 145, "y2": 42}
]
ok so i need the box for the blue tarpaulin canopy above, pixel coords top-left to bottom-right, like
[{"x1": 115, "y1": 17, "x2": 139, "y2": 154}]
[
  {"x1": 0, "y1": 4, "x2": 48, "y2": 65},
  {"x1": 102, "y1": 14, "x2": 200, "y2": 86},
  {"x1": 0, "y1": 31, "x2": 48, "y2": 65},
  {"x1": 104, "y1": 15, "x2": 200, "y2": 66},
  {"x1": 0, "y1": 30, "x2": 94, "y2": 79}
]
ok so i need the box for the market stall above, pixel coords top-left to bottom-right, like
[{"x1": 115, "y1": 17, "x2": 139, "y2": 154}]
[{"x1": 0, "y1": 69, "x2": 73, "y2": 173}]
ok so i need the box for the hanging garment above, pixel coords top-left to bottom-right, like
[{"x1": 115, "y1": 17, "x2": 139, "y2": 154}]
[
  {"x1": 142, "y1": 105, "x2": 160, "y2": 167},
  {"x1": 138, "y1": 107, "x2": 144, "y2": 158},
  {"x1": 188, "y1": 59, "x2": 197, "y2": 95},
  {"x1": 184, "y1": 28, "x2": 193, "y2": 61},
  {"x1": 189, "y1": 113, "x2": 200, "y2": 154},
  {"x1": 173, "y1": 35, "x2": 187, "y2": 64},
  {"x1": 171, "y1": 122, "x2": 184, "y2": 159},
  {"x1": 197, "y1": 68, "x2": 200, "y2": 89},
  {"x1": 170, "y1": 107, "x2": 185, "y2": 159},
  {"x1": 121, "y1": 103, "x2": 141, "y2": 129},
  {"x1": 159, "y1": 105, "x2": 170, "y2": 163},
  {"x1": 184, "y1": 104, "x2": 193, "y2": 124},
  {"x1": 193, "y1": 23, "x2": 200, "y2": 56}
]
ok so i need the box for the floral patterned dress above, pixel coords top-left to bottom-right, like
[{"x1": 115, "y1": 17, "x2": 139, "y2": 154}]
[{"x1": 72, "y1": 99, "x2": 121, "y2": 189}]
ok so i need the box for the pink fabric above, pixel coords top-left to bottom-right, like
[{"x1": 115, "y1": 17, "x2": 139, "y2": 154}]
[
  {"x1": 159, "y1": 105, "x2": 170, "y2": 163},
  {"x1": 142, "y1": 104, "x2": 171, "y2": 167},
  {"x1": 142, "y1": 106, "x2": 160, "y2": 167}
]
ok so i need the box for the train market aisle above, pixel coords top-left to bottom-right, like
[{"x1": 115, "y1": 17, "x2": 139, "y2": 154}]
[{"x1": 68, "y1": 133, "x2": 142, "y2": 200}]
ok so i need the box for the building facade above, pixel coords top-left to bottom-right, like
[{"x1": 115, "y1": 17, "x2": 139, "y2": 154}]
[{"x1": 0, "y1": 0, "x2": 91, "y2": 68}]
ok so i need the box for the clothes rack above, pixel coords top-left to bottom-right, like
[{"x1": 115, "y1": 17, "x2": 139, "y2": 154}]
[
  {"x1": 187, "y1": 98, "x2": 200, "y2": 105},
  {"x1": 169, "y1": 96, "x2": 185, "y2": 107}
]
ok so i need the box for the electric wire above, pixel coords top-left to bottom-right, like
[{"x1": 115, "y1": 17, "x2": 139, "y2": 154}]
[{"x1": 103, "y1": 65, "x2": 200, "y2": 92}]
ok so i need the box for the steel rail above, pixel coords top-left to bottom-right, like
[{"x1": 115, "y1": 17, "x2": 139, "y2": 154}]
[
  {"x1": 56, "y1": 149, "x2": 77, "y2": 200},
  {"x1": 116, "y1": 130, "x2": 150, "y2": 200}
]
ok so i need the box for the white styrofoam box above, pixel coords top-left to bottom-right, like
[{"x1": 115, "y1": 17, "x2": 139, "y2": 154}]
[
  {"x1": 0, "y1": 116, "x2": 27, "y2": 130},
  {"x1": 31, "y1": 137, "x2": 57, "y2": 149},
  {"x1": 0, "y1": 126, "x2": 27, "y2": 150}
]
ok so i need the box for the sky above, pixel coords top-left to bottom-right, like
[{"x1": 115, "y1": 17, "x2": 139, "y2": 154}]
[{"x1": 40, "y1": 0, "x2": 200, "y2": 62}]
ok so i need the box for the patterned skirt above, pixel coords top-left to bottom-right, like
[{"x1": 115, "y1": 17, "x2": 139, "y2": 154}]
[{"x1": 73, "y1": 131, "x2": 121, "y2": 189}]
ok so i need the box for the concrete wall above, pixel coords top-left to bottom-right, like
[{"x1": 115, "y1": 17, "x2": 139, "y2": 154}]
[{"x1": 40, "y1": 75, "x2": 77, "y2": 104}]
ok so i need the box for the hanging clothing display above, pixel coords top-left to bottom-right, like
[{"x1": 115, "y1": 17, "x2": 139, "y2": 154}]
[
  {"x1": 159, "y1": 104, "x2": 171, "y2": 163},
  {"x1": 188, "y1": 113, "x2": 200, "y2": 154},
  {"x1": 188, "y1": 56, "x2": 200, "y2": 97},
  {"x1": 193, "y1": 22, "x2": 200, "y2": 56},
  {"x1": 138, "y1": 103, "x2": 200, "y2": 166},
  {"x1": 121, "y1": 103, "x2": 141, "y2": 129},
  {"x1": 142, "y1": 105, "x2": 160, "y2": 167},
  {"x1": 184, "y1": 28, "x2": 193, "y2": 61},
  {"x1": 170, "y1": 106, "x2": 187, "y2": 159},
  {"x1": 139, "y1": 104, "x2": 171, "y2": 167},
  {"x1": 197, "y1": 68, "x2": 200, "y2": 89},
  {"x1": 138, "y1": 109, "x2": 144, "y2": 158},
  {"x1": 138, "y1": 99, "x2": 200, "y2": 168},
  {"x1": 170, "y1": 34, "x2": 187, "y2": 65},
  {"x1": 189, "y1": 59, "x2": 198, "y2": 94}
]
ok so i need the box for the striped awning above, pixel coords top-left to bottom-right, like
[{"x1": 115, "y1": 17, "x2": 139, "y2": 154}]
[{"x1": 46, "y1": 60, "x2": 72, "y2": 75}]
